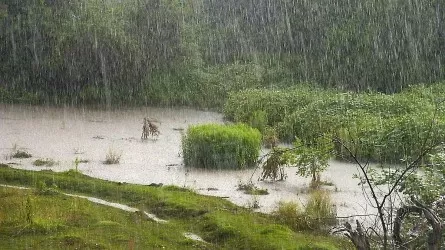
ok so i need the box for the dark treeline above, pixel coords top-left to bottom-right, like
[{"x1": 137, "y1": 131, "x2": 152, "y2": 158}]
[{"x1": 0, "y1": 0, "x2": 444, "y2": 106}]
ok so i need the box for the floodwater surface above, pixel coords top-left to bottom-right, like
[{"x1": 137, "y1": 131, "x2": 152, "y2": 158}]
[{"x1": 0, "y1": 104, "x2": 381, "y2": 223}]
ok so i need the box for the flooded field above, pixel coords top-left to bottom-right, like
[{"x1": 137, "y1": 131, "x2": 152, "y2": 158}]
[{"x1": 0, "y1": 104, "x2": 379, "y2": 222}]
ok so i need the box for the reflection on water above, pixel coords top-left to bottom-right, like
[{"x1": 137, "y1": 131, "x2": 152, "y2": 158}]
[{"x1": 0, "y1": 104, "x2": 380, "y2": 223}]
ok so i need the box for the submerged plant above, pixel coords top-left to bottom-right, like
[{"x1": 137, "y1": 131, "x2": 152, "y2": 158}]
[
  {"x1": 103, "y1": 148, "x2": 122, "y2": 165},
  {"x1": 305, "y1": 190, "x2": 337, "y2": 228},
  {"x1": 247, "y1": 195, "x2": 261, "y2": 209},
  {"x1": 72, "y1": 157, "x2": 89, "y2": 171},
  {"x1": 12, "y1": 150, "x2": 32, "y2": 158},
  {"x1": 237, "y1": 181, "x2": 268, "y2": 195},
  {"x1": 33, "y1": 158, "x2": 56, "y2": 167},
  {"x1": 259, "y1": 147, "x2": 289, "y2": 181}
]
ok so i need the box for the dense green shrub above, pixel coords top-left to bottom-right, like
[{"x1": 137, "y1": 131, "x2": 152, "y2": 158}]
[
  {"x1": 224, "y1": 85, "x2": 445, "y2": 163},
  {"x1": 224, "y1": 86, "x2": 324, "y2": 126},
  {"x1": 248, "y1": 110, "x2": 268, "y2": 133},
  {"x1": 182, "y1": 124, "x2": 261, "y2": 169},
  {"x1": 273, "y1": 201, "x2": 308, "y2": 231}
]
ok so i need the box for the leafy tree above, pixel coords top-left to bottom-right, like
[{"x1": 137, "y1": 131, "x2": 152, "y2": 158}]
[{"x1": 289, "y1": 134, "x2": 334, "y2": 187}]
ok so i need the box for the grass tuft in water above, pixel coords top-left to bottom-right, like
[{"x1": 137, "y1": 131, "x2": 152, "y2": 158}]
[
  {"x1": 33, "y1": 158, "x2": 56, "y2": 167},
  {"x1": 237, "y1": 181, "x2": 269, "y2": 195},
  {"x1": 11, "y1": 150, "x2": 32, "y2": 159},
  {"x1": 103, "y1": 148, "x2": 122, "y2": 165}
]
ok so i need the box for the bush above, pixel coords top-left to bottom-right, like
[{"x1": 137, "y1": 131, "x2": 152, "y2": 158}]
[
  {"x1": 11, "y1": 150, "x2": 32, "y2": 159},
  {"x1": 237, "y1": 181, "x2": 269, "y2": 195},
  {"x1": 182, "y1": 123, "x2": 261, "y2": 169},
  {"x1": 274, "y1": 191, "x2": 337, "y2": 232},
  {"x1": 262, "y1": 126, "x2": 279, "y2": 149},
  {"x1": 273, "y1": 201, "x2": 309, "y2": 231},
  {"x1": 248, "y1": 110, "x2": 268, "y2": 133}
]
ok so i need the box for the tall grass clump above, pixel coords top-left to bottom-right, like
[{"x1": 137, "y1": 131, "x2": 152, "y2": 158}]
[
  {"x1": 274, "y1": 190, "x2": 337, "y2": 231},
  {"x1": 182, "y1": 124, "x2": 261, "y2": 169},
  {"x1": 273, "y1": 201, "x2": 308, "y2": 230},
  {"x1": 305, "y1": 190, "x2": 337, "y2": 228}
]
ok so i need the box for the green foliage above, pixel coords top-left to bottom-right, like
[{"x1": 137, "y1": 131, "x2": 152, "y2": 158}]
[
  {"x1": 25, "y1": 195, "x2": 33, "y2": 224},
  {"x1": 143, "y1": 62, "x2": 268, "y2": 109},
  {"x1": 259, "y1": 147, "x2": 289, "y2": 181},
  {"x1": 393, "y1": 151, "x2": 445, "y2": 205},
  {"x1": 248, "y1": 110, "x2": 268, "y2": 133},
  {"x1": 273, "y1": 201, "x2": 308, "y2": 230},
  {"x1": 224, "y1": 85, "x2": 321, "y2": 126},
  {"x1": 2, "y1": 0, "x2": 445, "y2": 108},
  {"x1": 0, "y1": 0, "x2": 183, "y2": 106},
  {"x1": 35, "y1": 180, "x2": 59, "y2": 195},
  {"x1": 182, "y1": 123, "x2": 261, "y2": 169},
  {"x1": 262, "y1": 126, "x2": 279, "y2": 149},
  {"x1": 227, "y1": 85, "x2": 445, "y2": 164},
  {"x1": 305, "y1": 190, "x2": 337, "y2": 228},
  {"x1": 201, "y1": 0, "x2": 445, "y2": 92},
  {"x1": 290, "y1": 135, "x2": 334, "y2": 186},
  {"x1": 274, "y1": 191, "x2": 337, "y2": 231}
]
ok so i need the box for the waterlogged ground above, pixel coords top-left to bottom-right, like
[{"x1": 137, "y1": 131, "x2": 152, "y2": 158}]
[{"x1": 0, "y1": 104, "x2": 379, "y2": 222}]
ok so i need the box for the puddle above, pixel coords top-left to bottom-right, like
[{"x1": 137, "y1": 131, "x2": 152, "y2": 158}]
[
  {"x1": 0, "y1": 184, "x2": 30, "y2": 190},
  {"x1": 183, "y1": 232, "x2": 206, "y2": 243},
  {"x1": 64, "y1": 193, "x2": 139, "y2": 212},
  {"x1": 142, "y1": 211, "x2": 168, "y2": 223},
  {"x1": 0, "y1": 104, "x2": 381, "y2": 223}
]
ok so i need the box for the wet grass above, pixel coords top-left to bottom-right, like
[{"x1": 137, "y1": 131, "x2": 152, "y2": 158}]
[
  {"x1": 0, "y1": 186, "x2": 207, "y2": 249},
  {"x1": 0, "y1": 164, "x2": 352, "y2": 249}
]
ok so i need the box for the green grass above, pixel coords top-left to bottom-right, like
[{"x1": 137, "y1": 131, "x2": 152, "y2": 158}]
[
  {"x1": 0, "y1": 186, "x2": 205, "y2": 249},
  {"x1": 0, "y1": 164, "x2": 352, "y2": 249},
  {"x1": 182, "y1": 123, "x2": 261, "y2": 169}
]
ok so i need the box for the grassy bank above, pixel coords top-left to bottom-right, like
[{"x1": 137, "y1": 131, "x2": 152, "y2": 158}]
[{"x1": 0, "y1": 164, "x2": 352, "y2": 249}]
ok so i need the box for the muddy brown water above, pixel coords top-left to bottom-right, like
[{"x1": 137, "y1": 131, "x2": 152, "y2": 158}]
[{"x1": 0, "y1": 104, "x2": 382, "y2": 224}]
